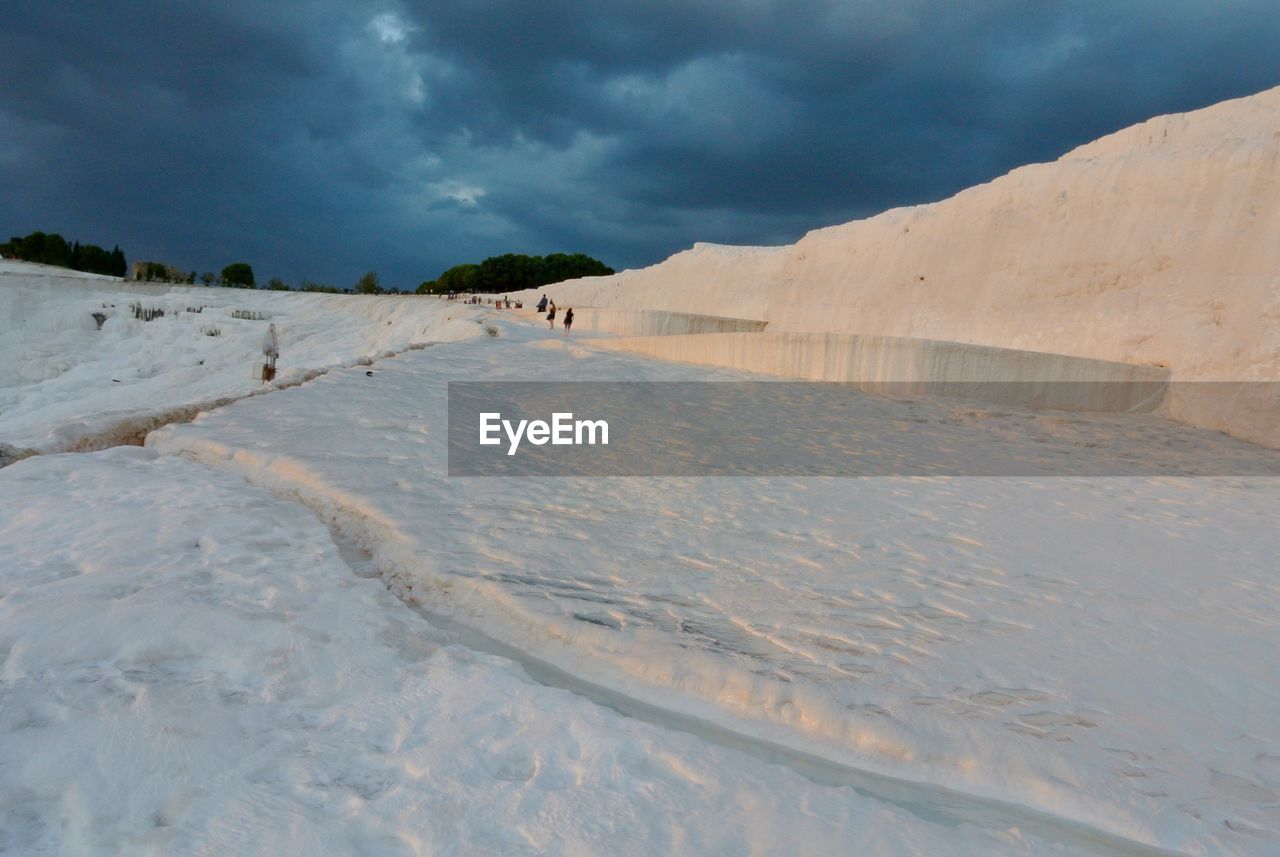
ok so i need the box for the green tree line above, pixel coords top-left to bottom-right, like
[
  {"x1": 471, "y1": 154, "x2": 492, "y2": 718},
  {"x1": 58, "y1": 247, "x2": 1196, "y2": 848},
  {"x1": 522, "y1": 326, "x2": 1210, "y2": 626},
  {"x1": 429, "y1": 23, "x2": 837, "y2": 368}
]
[
  {"x1": 417, "y1": 252, "x2": 613, "y2": 295},
  {"x1": 3, "y1": 231, "x2": 612, "y2": 297},
  {"x1": 1, "y1": 230, "x2": 127, "y2": 277}
]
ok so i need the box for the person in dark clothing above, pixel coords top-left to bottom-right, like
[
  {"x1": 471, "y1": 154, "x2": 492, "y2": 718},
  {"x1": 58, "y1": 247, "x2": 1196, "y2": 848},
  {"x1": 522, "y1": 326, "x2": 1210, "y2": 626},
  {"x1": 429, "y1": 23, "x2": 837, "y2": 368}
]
[
  {"x1": 536, "y1": 295, "x2": 548, "y2": 313},
  {"x1": 547, "y1": 302, "x2": 557, "y2": 328},
  {"x1": 563, "y1": 307, "x2": 574, "y2": 335}
]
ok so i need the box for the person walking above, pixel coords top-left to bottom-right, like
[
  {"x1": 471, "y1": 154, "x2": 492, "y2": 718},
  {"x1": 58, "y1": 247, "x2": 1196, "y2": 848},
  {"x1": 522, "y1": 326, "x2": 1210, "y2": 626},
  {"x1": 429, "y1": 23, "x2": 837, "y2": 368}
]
[
  {"x1": 563, "y1": 307, "x2": 574, "y2": 335},
  {"x1": 547, "y1": 301, "x2": 557, "y2": 329}
]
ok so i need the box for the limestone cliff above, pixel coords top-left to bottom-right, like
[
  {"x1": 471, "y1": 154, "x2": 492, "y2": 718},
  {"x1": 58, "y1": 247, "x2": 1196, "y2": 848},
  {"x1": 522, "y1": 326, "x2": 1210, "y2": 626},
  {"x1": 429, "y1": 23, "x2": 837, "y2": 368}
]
[{"x1": 528, "y1": 87, "x2": 1280, "y2": 446}]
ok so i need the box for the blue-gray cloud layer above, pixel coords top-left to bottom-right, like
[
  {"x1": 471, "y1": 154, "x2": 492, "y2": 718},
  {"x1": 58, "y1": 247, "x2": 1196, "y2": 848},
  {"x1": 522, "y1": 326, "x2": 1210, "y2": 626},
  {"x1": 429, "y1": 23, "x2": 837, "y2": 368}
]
[{"x1": 2, "y1": 1, "x2": 1277, "y2": 288}]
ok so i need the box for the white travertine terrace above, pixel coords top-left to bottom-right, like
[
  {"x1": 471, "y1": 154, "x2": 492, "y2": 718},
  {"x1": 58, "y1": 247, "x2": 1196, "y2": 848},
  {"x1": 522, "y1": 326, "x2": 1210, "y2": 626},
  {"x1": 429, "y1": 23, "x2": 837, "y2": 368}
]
[{"x1": 586, "y1": 331, "x2": 1171, "y2": 413}]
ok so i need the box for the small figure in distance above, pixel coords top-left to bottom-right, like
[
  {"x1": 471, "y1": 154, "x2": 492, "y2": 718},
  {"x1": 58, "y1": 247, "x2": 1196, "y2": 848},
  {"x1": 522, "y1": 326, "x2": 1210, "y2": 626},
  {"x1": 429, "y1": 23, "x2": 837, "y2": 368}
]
[
  {"x1": 547, "y1": 301, "x2": 557, "y2": 329},
  {"x1": 536, "y1": 294, "x2": 548, "y2": 313},
  {"x1": 563, "y1": 307, "x2": 574, "y2": 335}
]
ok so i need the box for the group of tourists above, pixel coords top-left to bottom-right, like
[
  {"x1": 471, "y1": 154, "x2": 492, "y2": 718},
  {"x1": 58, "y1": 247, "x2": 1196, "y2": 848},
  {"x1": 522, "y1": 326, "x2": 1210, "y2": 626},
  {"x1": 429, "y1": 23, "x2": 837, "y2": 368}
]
[
  {"x1": 451, "y1": 292, "x2": 575, "y2": 333},
  {"x1": 445, "y1": 293, "x2": 523, "y2": 308},
  {"x1": 536, "y1": 294, "x2": 573, "y2": 334}
]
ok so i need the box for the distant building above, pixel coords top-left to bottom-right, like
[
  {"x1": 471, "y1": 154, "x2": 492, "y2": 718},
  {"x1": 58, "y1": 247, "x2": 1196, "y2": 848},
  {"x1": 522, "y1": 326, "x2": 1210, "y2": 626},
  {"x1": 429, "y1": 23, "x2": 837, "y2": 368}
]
[{"x1": 131, "y1": 261, "x2": 189, "y2": 282}]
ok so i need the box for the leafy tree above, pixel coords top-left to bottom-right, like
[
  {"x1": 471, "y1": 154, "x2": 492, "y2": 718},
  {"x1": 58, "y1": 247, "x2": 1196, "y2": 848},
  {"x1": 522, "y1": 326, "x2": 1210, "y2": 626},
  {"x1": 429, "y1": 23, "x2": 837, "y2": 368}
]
[
  {"x1": 221, "y1": 262, "x2": 255, "y2": 288},
  {"x1": 13, "y1": 232, "x2": 45, "y2": 264},
  {"x1": 200, "y1": 271, "x2": 215, "y2": 286},
  {"x1": 436, "y1": 263, "x2": 479, "y2": 293},
  {"x1": 3, "y1": 230, "x2": 129, "y2": 277},
  {"x1": 415, "y1": 280, "x2": 439, "y2": 295},
  {"x1": 40, "y1": 233, "x2": 71, "y2": 267},
  {"x1": 354, "y1": 270, "x2": 382, "y2": 294},
  {"x1": 425, "y1": 253, "x2": 613, "y2": 294},
  {"x1": 6, "y1": 231, "x2": 60, "y2": 266},
  {"x1": 69, "y1": 241, "x2": 117, "y2": 276},
  {"x1": 538, "y1": 252, "x2": 612, "y2": 285},
  {"x1": 266, "y1": 276, "x2": 290, "y2": 291},
  {"x1": 475, "y1": 253, "x2": 539, "y2": 292}
]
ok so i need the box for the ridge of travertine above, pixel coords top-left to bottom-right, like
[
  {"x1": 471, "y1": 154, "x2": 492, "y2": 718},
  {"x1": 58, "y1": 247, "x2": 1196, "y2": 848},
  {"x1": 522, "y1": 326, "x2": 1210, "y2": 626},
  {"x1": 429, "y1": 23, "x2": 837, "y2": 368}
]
[{"x1": 520, "y1": 86, "x2": 1280, "y2": 447}]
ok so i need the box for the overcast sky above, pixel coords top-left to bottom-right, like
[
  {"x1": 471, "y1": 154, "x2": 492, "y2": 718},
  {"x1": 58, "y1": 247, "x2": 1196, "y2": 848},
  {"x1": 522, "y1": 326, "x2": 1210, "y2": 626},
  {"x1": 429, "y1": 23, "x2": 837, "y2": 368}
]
[{"x1": 3, "y1": 1, "x2": 1278, "y2": 289}]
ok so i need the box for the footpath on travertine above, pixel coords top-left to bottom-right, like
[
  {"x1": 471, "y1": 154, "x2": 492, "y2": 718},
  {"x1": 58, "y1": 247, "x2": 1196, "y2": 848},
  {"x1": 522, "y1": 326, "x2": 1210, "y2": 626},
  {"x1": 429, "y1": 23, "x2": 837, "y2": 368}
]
[
  {"x1": 148, "y1": 310, "x2": 1280, "y2": 857},
  {"x1": 7, "y1": 449, "x2": 1028, "y2": 857}
]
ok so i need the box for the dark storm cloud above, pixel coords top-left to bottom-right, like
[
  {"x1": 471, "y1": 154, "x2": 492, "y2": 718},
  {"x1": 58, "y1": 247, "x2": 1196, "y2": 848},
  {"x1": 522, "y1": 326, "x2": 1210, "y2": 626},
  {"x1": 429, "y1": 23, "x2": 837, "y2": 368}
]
[{"x1": 2, "y1": 1, "x2": 1278, "y2": 288}]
